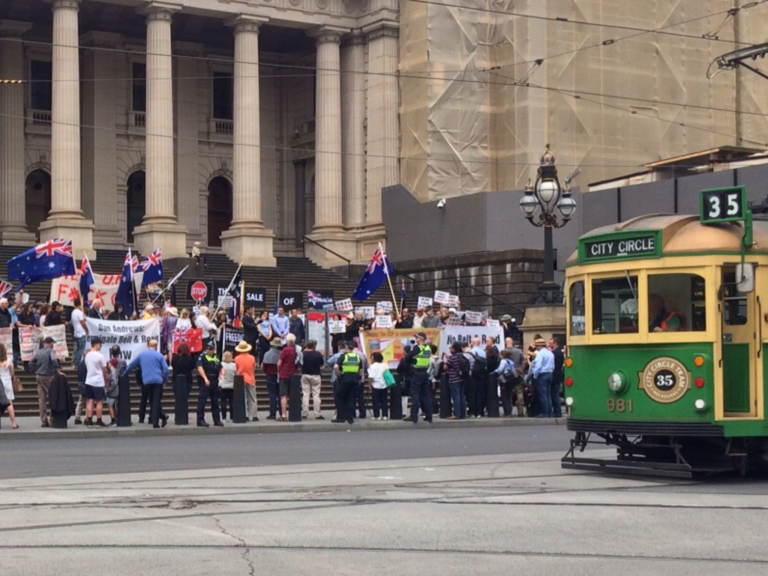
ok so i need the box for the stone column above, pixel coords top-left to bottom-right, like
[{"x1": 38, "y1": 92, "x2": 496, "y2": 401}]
[
  {"x1": 0, "y1": 21, "x2": 34, "y2": 244},
  {"x1": 221, "y1": 15, "x2": 276, "y2": 266},
  {"x1": 39, "y1": 0, "x2": 94, "y2": 257},
  {"x1": 132, "y1": 2, "x2": 187, "y2": 258},
  {"x1": 363, "y1": 21, "x2": 399, "y2": 231},
  {"x1": 341, "y1": 32, "x2": 366, "y2": 231},
  {"x1": 305, "y1": 25, "x2": 355, "y2": 266}
]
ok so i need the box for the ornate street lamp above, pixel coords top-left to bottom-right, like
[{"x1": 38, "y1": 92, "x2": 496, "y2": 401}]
[{"x1": 519, "y1": 145, "x2": 578, "y2": 304}]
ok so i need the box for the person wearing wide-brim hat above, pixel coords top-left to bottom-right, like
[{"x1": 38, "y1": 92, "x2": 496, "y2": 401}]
[
  {"x1": 261, "y1": 337, "x2": 283, "y2": 419},
  {"x1": 234, "y1": 341, "x2": 259, "y2": 421}
]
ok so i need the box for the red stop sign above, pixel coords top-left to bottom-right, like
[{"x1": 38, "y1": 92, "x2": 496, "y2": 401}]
[{"x1": 190, "y1": 281, "x2": 208, "y2": 301}]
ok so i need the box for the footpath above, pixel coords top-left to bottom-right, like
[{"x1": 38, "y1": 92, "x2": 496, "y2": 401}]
[{"x1": 0, "y1": 412, "x2": 566, "y2": 439}]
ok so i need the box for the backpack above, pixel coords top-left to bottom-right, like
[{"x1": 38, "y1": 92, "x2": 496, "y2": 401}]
[
  {"x1": 471, "y1": 353, "x2": 487, "y2": 378},
  {"x1": 458, "y1": 354, "x2": 471, "y2": 379},
  {"x1": 498, "y1": 359, "x2": 516, "y2": 385}
]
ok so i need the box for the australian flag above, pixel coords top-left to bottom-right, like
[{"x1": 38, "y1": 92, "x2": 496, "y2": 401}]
[
  {"x1": 352, "y1": 243, "x2": 393, "y2": 301},
  {"x1": 116, "y1": 249, "x2": 138, "y2": 316},
  {"x1": 79, "y1": 252, "x2": 95, "y2": 306},
  {"x1": 8, "y1": 238, "x2": 76, "y2": 289},
  {"x1": 140, "y1": 247, "x2": 163, "y2": 288}
]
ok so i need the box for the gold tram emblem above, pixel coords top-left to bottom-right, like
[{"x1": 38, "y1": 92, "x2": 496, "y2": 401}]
[{"x1": 637, "y1": 357, "x2": 691, "y2": 403}]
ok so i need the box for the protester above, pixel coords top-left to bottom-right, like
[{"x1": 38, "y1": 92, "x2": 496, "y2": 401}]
[
  {"x1": 82, "y1": 338, "x2": 108, "y2": 427},
  {"x1": 106, "y1": 344, "x2": 125, "y2": 427},
  {"x1": 241, "y1": 305, "x2": 258, "y2": 357},
  {"x1": 125, "y1": 339, "x2": 169, "y2": 428},
  {"x1": 422, "y1": 308, "x2": 440, "y2": 328},
  {"x1": 175, "y1": 308, "x2": 193, "y2": 331},
  {"x1": 141, "y1": 303, "x2": 156, "y2": 320},
  {"x1": 403, "y1": 332, "x2": 432, "y2": 424},
  {"x1": 300, "y1": 339, "x2": 324, "y2": 420},
  {"x1": 276, "y1": 333, "x2": 297, "y2": 421},
  {"x1": 333, "y1": 341, "x2": 361, "y2": 424},
  {"x1": 504, "y1": 337, "x2": 526, "y2": 417},
  {"x1": 444, "y1": 342, "x2": 468, "y2": 420},
  {"x1": 171, "y1": 342, "x2": 196, "y2": 398},
  {"x1": 195, "y1": 306, "x2": 218, "y2": 349},
  {"x1": 549, "y1": 337, "x2": 564, "y2": 419},
  {"x1": 495, "y1": 349, "x2": 517, "y2": 417},
  {"x1": 196, "y1": 342, "x2": 223, "y2": 427},
  {"x1": 367, "y1": 352, "x2": 389, "y2": 420},
  {"x1": 30, "y1": 336, "x2": 59, "y2": 427},
  {"x1": 289, "y1": 309, "x2": 305, "y2": 345},
  {"x1": 257, "y1": 310, "x2": 272, "y2": 362},
  {"x1": 71, "y1": 297, "x2": 87, "y2": 367},
  {"x1": 107, "y1": 302, "x2": 128, "y2": 321},
  {"x1": 270, "y1": 307, "x2": 289, "y2": 344},
  {"x1": 161, "y1": 307, "x2": 178, "y2": 357},
  {"x1": 0, "y1": 298, "x2": 12, "y2": 329},
  {"x1": 44, "y1": 301, "x2": 65, "y2": 326},
  {"x1": 218, "y1": 351, "x2": 236, "y2": 422},
  {"x1": 412, "y1": 307, "x2": 425, "y2": 329},
  {"x1": 234, "y1": 340, "x2": 258, "y2": 421},
  {"x1": 530, "y1": 337, "x2": 555, "y2": 418},
  {"x1": 88, "y1": 300, "x2": 105, "y2": 320},
  {"x1": 261, "y1": 338, "x2": 281, "y2": 419},
  {"x1": 37, "y1": 303, "x2": 49, "y2": 327},
  {"x1": 17, "y1": 302, "x2": 36, "y2": 328},
  {"x1": 396, "y1": 307, "x2": 413, "y2": 329},
  {"x1": 0, "y1": 343, "x2": 19, "y2": 428}
]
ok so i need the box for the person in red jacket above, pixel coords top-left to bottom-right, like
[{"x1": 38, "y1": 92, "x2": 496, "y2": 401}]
[{"x1": 276, "y1": 333, "x2": 297, "y2": 421}]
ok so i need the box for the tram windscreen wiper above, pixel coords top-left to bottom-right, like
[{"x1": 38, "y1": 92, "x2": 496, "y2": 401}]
[{"x1": 625, "y1": 271, "x2": 637, "y2": 300}]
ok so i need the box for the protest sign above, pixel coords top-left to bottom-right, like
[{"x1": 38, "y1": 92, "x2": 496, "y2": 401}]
[
  {"x1": 486, "y1": 319, "x2": 500, "y2": 328},
  {"x1": 0, "y1": 328, "x2": 12, "y2": 357},
  {"x1": 223, "y1": 326, "x2": 244, "y2": 352},
  {"x1": 447, "y1": 294, "x2": 459, "y2": 307},
  {"x1": 21, "y1": 327, "x2": 68, "y2": 361},
  {"x1": 85, "y1": 318, "x2": 160, "y2": 362},
  {"x1": 356, "y1": 306, "x2": 375, "y2": 319},
  {"x1": 360, "y1": 328, "x2": 441, "y2": 370},
  {"x1": 434, "y1": 291, "x2": 450, "y2": 305},
  {"x1": 464, "y1": 310, "x2": 484, "y2": 325},
  {"x1": 307, "y1": 290, "x2": 334, "y2": 310},
  {"x1": 187, "y1": 280, "x2": 213, "y2": 303},
  {"x1": 279, "y1": 291, "x2": 303, "y2": 311},
  {"x1": 335, "y1": 298, "x2": 354, "y2": 311},
  {"x1": 328, "y1": 319, "x2": 347, "y2": 334},
  {"x1": 376, "y1": 301, "x2": 393, "y2": 313},
  {"x1": 417, "y1": 296, "x2": 433, "y2": 310},
  {"x1": 45, "y1": 325, "x2": 69, "y2": 359},
  {"x1": 306, "y1": 311, "x2": 329, "y2": 355},
  {"x1": 244, "y1": 287, "x2": 266, "y2": 308},
  {"x1": 51, "y1": 271, "x2": 143, "y2": 309},
  {"x1": 437, "y1": 325, "x2": 504, "y2": 358},
  {"x1": 374, "y1": 315, "x2": 393, "y2": 329}
]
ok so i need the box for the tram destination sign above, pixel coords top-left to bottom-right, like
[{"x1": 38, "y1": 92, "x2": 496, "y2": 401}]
[
  {"x1": 579, "y1": 231, "x2": 661, "y2": 263},
  {"x1": 700, "y1": 186, "x2": 747, "y2": 224}
]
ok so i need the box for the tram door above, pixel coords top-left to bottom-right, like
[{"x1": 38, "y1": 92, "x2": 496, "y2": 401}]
[{"x1": 720, "y1": 266, "x2": 757, "y2": 417}]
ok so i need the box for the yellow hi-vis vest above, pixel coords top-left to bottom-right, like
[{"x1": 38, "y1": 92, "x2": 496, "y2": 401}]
[
  {"x1": 341, "y1": 353, "x2": 361, "y2": 373},
  {"x1": 414, "y1": 344, "x2": 431, "y2": 369}
]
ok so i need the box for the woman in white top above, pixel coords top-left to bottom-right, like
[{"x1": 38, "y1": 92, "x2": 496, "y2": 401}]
[
  {"x1": 0, "y1": 343, "x2": 19, "y2": 429},
  {"x1": 195, "y1": 306, "x2": 218, "y2": 348},
  {"x1": 176, "y1": 308, "x2": 193, "y2": 332},
  {"x1": 367, "y1": 352, "x2": 389, "y2": 421},
  {"x1": 219, "y1": 351, "x2": 236, "y2": 422}
]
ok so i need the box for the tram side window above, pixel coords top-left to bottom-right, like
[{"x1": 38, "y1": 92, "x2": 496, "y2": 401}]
[
  {"x1": 647, "y1": 274, "x2": 706, "y2": 332},
  {"x1": 591, "y1": 276, "x2": 638, "y2": 334},
  {"x1": 570, "y1": 281, "x2": 585, "y2": 336},
  {"x1": 722, "y1": 270, "x2": 747, "y2": 326}
]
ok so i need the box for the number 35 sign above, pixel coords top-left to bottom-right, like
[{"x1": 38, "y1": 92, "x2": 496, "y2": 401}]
[{"x1": 700, "y1": 186, "x2": 747, "y2": 224}]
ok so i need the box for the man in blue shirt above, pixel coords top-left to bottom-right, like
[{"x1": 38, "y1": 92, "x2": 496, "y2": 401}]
[
  {"x1": 270, "y1": 307, "x2": 290, "y2": 344},
  {"x1": 125, "y1": 339, "x2": 169, "y2": 428},
  {"x1": 530, "y1": 337, "x2": 555, "y2": 417}
]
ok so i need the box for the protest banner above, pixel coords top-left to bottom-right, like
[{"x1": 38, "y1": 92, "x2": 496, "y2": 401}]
[
  {"x1": 0, "y1": 327, "x2": 12, "y2": 356},
  {"x1": 335, "y1": 298, "x2": 354, "y2": 311},
  {"x1": 360, "y1": 328, "x2": 441, "y2": 370},
  {"x1": 437, "y1": 325, "x2": 504, "y2": 358},
  {"x1": 172, "y1": 328, "x2": 203, "y2": 354},
  {"x1": 356, "y1": 306, "x2": 375, "y2": 319},
  {"x1": 51, "y1": 271, "x2": 144, "y2": 309},
  {"x1": 434, "y1": 291, "x2": 450, "y2": 305},
  {"x1": 486, "y1": 319, "x2": 500, "y2": 328},
  {"x1": 20, "y1": 326, "x2": 40, "y2": 361},
  {"x1": 376, "y1": 301, "x2": 393, "y2": 313},
  {"x1": 307, "y1": 290, "x2": 334, "y2": 310},
  {"x1": 306, "y1": 311, "x2": 328, "y2": 355},
  {"x1": 464, "y1": 310, "x2": 484, "y2": 325},
  {"x1": 223, "y1": 326, "x2": 244, "y2": 352},
  {"x1": 374, "y1": 315, "x2": 393, "y2": 329},
  {"x1": 85, "y1": 318, "x2": 160, "y2": 362},
  {"x1": 328, "y1": 319, "x2": 347, "y2": 334},
  {"x1": 417, "y1": 296, "x2": 433, "y2": 310}
]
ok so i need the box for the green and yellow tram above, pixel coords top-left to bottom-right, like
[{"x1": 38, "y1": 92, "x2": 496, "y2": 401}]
[{"x1": 562, "y1": 186, "x2": 768, "y2": 477}]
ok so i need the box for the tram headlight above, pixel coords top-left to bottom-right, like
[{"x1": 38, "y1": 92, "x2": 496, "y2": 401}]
[
  {"x1": 565, "y1": 397, "x2": 574, "y2": 407},
  {"x1": 694, "y1": 399, "x2": 707, "y2": 412},
  {"x1": 607, "y1": 371, "x2": 628, "y2": 395}
]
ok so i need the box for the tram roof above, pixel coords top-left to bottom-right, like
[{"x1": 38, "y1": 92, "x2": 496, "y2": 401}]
[{"x1": 568, "y1": 213, "x2": 768, "y2": 264}]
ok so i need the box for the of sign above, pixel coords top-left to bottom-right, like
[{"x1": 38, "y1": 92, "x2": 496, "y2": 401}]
[
  {"x1": 328, "y1": 319, "x2": 347, "y2": 334},
  {"x1": 85, "y1": 318, "x2": 160, "y2": 362},
  {"x1": 335, "y1": 298, "x2": 354, "y2": 311},
  {"x1": 464, "y1": 311, "x2": 484, "y2": 325},
  {"x1": 244, "y1": 287, "x2": 267, "y2": 308},
  {"x1": 637, "y1": 357, "x2": 691, "y2": 403},
  {"x1": 437, "y1": 325, "x2": 504, "y2": 359},
  {"x1": 307, "y1": 290, "x2": 334, "y2": 310},
  {"x1": 580, "y1": 231, "x2": 660, "y2": 263},
  {"x1": 187, "y1": 280, "x2": 212, "y2": 303},
  {"x1": 377, "y1": 301, "x2": 393, "y2": 313},
  {"x1": 417, "y1": 296, "x2": 433, "y2": 310},
  {"x1": 374, "y1": 315, "x2": 393, "y2": 329},
  {"x1": 700, "y1": 186, "x2": 747, "y2": 224},
  {"x1": 278, "y1": 291, "x2": 303, "y2": 311},
  {"x1": 434, "y1": 290, "x2": 450, "y2": 305},
  {"x1": 356, "y1": 306, "x2": 375, "y2": 320}
]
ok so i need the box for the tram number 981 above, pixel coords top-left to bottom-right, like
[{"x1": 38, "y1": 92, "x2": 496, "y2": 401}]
[{"x1": 606, "y1": 399, "x2": 634, "y2": 413}]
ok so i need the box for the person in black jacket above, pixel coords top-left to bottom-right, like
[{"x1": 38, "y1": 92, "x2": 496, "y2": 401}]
[
  {"x1": 49, "y1": 372, "x2": 75, "y2": 427},
  {"x1": 549, "y1": 337, "x2": 565, "y2": 418},
  {"x1": 241, "y1": 305, "x2": 258, "y2": 358},
  {"x1": 107, "y1": 303, "x2": 128, "y2": 321}
]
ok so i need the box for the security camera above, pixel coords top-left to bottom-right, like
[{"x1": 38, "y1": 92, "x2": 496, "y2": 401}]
[{"x1": 437, "y1": 198, "x2": 446, "y2": 209}]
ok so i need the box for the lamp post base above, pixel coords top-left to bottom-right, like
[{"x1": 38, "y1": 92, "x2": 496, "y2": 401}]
[{"x1": 534, "y1": 282, "x2": 563, "y2": 305}]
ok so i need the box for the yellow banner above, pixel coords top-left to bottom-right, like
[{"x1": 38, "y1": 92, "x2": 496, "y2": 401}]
[{"x1": 360, "y1": 328, "x2": 440, "y2": 369}]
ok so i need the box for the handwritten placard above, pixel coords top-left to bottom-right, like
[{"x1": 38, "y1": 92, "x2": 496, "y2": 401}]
[
  {"x1": 464, "y1": 311, "x2": 484, "y2": 325},
  {"x1": 356, "y1": 306, "x2": 375, "y2": 320},
  {"x1": 434, "y1": 291, "x2": 450, "y2": 305},
  {"x1": 417, "y1": 296, "x2": 433, "y2": 309},
  {"x1": 374, "y1": 315, "x2": 393, "y2": 329},
  {"x1": 328, "y1": 320, "x2": 347, "y2": 334},
  {"x1": 486, "y1": 319, "x2": 500, "y2": 328},
  {"x1": 376, "y1": 301, "x2": 394, "y2": 313},
  {"x1": 335, "y1": 298, "x2": 354, "y2": 311}
]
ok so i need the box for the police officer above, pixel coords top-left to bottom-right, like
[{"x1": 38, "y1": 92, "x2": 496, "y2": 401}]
[
  {"x1": 404, "y1": 332, "x2": 433, "y2": 424},
  {"x1": 196, "y1": 342, "x2": 224, "y2": 427},
  {"x1": 332, "y1": 341, "x2": 361, "y2": 424}
]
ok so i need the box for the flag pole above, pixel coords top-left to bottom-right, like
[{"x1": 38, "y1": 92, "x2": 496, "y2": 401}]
[
  {"x1": 381, "y1": 242, "x2": 400, "y2": 318},
  {"x1": 213, "y1": 263, "x2": 242, "y2": 320},
  {"x1": 151, "y1": 265, "x2": 188, "y2": 305}
]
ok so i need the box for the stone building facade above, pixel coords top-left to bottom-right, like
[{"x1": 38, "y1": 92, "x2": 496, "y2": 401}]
[{"x1": 0, "y1": 0, "x2": 399, "y2": 264}]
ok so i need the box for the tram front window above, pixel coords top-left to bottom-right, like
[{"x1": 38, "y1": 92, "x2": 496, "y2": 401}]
[
  {"x1": 570, "y1": 281, "x2": 585, "y2": 336},
  {"x1": 592, "y1": 276, "x2": 638, "y2": 334},
  {"x1": 648, "y1": 273, "x2": 706, "y2": 332}
]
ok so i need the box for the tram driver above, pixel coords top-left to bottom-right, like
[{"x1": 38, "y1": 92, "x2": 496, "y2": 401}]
[{"x1": 648, "y1": 293, "x2": 682, "y2": 332}]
